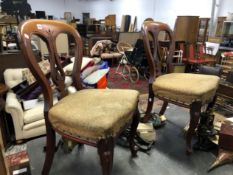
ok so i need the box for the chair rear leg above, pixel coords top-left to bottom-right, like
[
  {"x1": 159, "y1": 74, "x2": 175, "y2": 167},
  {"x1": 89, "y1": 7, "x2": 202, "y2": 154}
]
[
  {"x1": 42, "y1": 121, "x2": 56, "y2": 175},
  {"x1": 141, "y1": 84, "x2": 154, "y2": 122},
  {"x1": 206, "y1": 95, "x2": 217, "y2": 111},
  {"x1": 186, "y1": 101, "x2": 202, "y2": 154},
  {"x1": 159, "y1": 101, "x2": 168, "y2": 115},
  {"x1": 129, "y1": 107, "x2": 140, "y2": 157},
  {"x1": 97, "y1": 138, "x2": 114, "y2": 175}
]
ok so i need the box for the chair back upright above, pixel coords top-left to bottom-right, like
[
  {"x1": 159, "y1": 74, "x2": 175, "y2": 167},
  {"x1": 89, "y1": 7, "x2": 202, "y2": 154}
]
[
  {"x1": 17, "y1": 19, "x2": 83, "y2": 113},
  {"x1": 141, "y1": 21, "x2": 175, "y2": 83}
]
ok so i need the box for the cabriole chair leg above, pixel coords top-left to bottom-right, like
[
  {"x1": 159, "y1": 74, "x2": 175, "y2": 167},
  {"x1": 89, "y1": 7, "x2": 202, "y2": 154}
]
[
  {"x1": 186, "y1": 101, "x2": 202, "y2": 154},
  {"x1": 42, "y1": 122, "x2": 56, "y2": 175},
  {"x1": 97, "y1": 138, "x2": 114, "y2": 175}
]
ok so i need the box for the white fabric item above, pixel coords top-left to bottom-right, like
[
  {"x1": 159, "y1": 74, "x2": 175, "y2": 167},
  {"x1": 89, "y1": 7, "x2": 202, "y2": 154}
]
[
  {"x1": 23, "y1": 119, "x2": 45, "y2": 131},
  {"x1": 4, "y1": 69, "x2": 46, "y2": 141},
  {"x1": 4, "y1": 68, "x2": 26, "y2": 88},
  {"x1": 83, "y1": 68, "x2": 109, "y2": 84},
  {"x1": 67, "y1": 86, "x2": 77, "y2": 94},
  {"x1": 24, "y1": 104, "x2": 44, "y2": 124},
  {"x1": 205, "y1": 42, "x2": 220, "y2": 55},
  {"x1": 22, "y1": 124, "x2": 45, "y2": 139},
  {"x1": 65, "y1": 76, "x2": 73, "y2": 87},
  {"x1": 63, "y1": 57, "x2": 95, "y2": 75}
]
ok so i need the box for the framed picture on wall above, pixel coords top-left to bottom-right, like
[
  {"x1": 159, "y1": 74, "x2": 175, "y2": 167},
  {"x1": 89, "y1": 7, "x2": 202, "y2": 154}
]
[{"x1": 64, "y1": 12, "x2": 72, "y2": 22}]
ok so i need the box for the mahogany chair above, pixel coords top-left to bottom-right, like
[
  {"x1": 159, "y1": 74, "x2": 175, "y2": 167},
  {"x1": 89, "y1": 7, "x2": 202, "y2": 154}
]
[
  {"x1": 141, "y1": 21, "x2": 220, "y2": 154},
  {"x1": 17, "y1": 19, "x2": 140, "y2": 175}
]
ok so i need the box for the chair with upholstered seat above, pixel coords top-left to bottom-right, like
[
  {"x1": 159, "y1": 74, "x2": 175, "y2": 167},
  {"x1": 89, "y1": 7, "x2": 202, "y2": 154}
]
[
  {"x1": 141, "y1": 21, "x2": 220, "y2": 154},
  {"x1": 17, "y1": 19, "x2": 140, "y2": 175}
]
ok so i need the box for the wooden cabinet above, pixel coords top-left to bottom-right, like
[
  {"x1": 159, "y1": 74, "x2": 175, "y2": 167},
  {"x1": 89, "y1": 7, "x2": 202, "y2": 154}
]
[
  {"x1": 174, "y1": 16, "x2": 199, "y2": 44},
  {"x1": 222, "y1": 21, "x2": 233, "y2": 37},
  {"x1": 215, "y1": 16, "x2": 227, "y2": 37},
  {"x1": 197, "y1": 18, "x2": 210, "y2": 44}
]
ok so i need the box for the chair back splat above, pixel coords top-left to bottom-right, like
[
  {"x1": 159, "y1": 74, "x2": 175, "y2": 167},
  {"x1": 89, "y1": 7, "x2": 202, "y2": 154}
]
[
  {"x1": 18, "y1": 19, "x2": 83, "y2": 110},
  {"x1": 141, "y1": 21, "x2": 175, "y2": 81},
  {"x1": 18, "y1": 19, "x2": 140, "y2": 175}
]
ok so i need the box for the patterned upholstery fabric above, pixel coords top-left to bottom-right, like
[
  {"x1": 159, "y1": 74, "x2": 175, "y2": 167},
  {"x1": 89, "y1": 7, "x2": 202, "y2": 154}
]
[
  {"x1": 153, "y1": 73, "x2": 220, "y2": 105},
  {"x1": 49, "y1": 89, "x2": 139, "y2": 141},
  {"x1": 22, "y1": 60, "x2": 50, "y2": 85}
]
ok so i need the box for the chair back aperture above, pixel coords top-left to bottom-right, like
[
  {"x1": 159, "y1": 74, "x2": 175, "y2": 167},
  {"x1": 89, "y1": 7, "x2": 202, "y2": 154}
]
[
  {"x1": 141, "y1": 21, "x2": 175, "y2": 83},
  {"x1": 17, "y1": 19, "x2": 83, "y2": 112}
]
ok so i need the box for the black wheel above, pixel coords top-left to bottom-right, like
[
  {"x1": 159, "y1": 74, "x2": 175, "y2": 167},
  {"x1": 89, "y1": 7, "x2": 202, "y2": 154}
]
[
  {"x1": 143, "y1": 67, "x2": 150, "y2": 80},
  {"x1": 129, "y1": 66, "x2": 139, "y2": 83},
  {"x1": 121, "y1": 64, "x2": 130, "y2": 80}
]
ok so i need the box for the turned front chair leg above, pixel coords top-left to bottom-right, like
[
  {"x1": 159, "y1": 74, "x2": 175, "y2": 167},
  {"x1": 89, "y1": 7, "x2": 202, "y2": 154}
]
[
  {"x1": 142, "y1": 88, "x2": 154, "y2": 122},
  {"x1": 42, "y1": 120, "x2": 56, "y2": 175},
  {"x1": 186, "y1": 101, "x2": 202, "y2": 154},
  {"x1": 97, "y1": 138, "x2": 114, "y2": 175},
  {"x1": 129, "y1": 107, "x2": 140, "y2": 157}
]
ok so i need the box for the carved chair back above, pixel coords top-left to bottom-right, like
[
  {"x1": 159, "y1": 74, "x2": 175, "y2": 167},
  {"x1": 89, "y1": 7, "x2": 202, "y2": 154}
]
[
  {"x1": 141, "y1": 21, "x2": 175, "y2": 84},
  {"x1": 17, "y1": 19, "x2": 83, "y2": 114}
]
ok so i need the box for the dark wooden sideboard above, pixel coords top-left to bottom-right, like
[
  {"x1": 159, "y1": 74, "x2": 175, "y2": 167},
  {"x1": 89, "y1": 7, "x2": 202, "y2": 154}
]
[
  {"x1": 0, "y1": 51, "x2": 41, "y2": 83},
  {"x1": 0, "y1": 52, "x2": 27, "y2": 83}
]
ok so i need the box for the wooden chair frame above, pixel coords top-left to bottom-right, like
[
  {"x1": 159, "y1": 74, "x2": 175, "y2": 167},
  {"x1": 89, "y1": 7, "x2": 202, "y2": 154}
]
[
  {"x1": 141, "y1": 21, "x2": 216, "y2": 154},
  {"x1": 18, "y1": 19, "x2": 140, "y2": 175}
]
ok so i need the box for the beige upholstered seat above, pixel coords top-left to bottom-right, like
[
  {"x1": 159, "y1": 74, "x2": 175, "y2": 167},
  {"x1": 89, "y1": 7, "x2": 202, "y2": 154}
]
[
  {"x1": 49, "y1": 89, "x2": 139, "y2": 141},
  {"x1": 153, "y1": 73, "x2": 220, "y2": 105}
]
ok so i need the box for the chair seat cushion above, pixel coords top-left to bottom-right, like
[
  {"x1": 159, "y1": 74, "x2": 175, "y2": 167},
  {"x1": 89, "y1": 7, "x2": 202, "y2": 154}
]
[
  {"x1": 49, "y1": 89, "x2": 139, "y2": 141},
  {"x1": 153, "y1": 73, "x2": 220, "y2": 104}
]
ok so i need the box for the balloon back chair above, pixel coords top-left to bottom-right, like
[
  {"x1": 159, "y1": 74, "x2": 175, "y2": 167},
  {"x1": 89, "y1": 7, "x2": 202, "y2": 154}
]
[
  {"x1": 17, "y1": 19, "x2": 140, "y2": 175},
  {"x1": 141, "y1": 21, "x2": 220, "y2": 154}
]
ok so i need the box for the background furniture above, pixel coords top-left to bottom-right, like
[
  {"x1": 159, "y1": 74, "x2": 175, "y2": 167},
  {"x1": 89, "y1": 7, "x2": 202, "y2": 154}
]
[
  {"x1": 174, "y1": 16, "x2": 199, "y2": 44},
  {"x1": 197, "y1": 18, "x2": 210, "y2": 44},
  {"x1": 187, "y1": 44, "x2": 210, "y2": 66},
  {"x1": 4, "y1": 69, "x2": 46, "y2": 142},
  {"x1": 219, "y1": 52, "x2": 233, "y2": 74},
  {"x1": 141, "y1": 21, "x2": 220, "y2": 154},
  {"x1": 0, "y1": 51, "x2": 41, "y2": 83},
  {"x1": 105, "y1": 14, "x2": 116, "y2": 31},
  {"x1": 18, "y1": 19, "x2": 140, "y2": 175},
  {"x1": 34, "y1": 34, "x2": 69, "y2": 57},
  {"x1": 215, "y1": 16, "x2": 227, "y2": 37},
  {"x1": 118, "y1": 32, "x2": 140, "y2": 46}
]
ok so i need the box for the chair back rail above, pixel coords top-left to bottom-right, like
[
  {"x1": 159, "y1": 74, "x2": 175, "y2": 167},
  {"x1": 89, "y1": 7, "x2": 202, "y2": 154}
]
[{"x1": 18, "y1": 19, "x2": 83, "y2": 113}]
